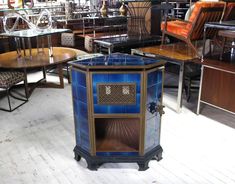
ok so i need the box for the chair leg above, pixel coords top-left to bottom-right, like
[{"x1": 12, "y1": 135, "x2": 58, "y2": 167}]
[
  {"x1": 24, "y1": 79, "x2": 29, "y2": 100},
  {"x1": 0, "y1": 88, "x2": 12, "y2": 112},
  {"x1": 66, "y1": 65, "x2": 71, "y2": 84},
  {"x1": 187, "y1": 40, "x2": 200, "y2": 58},
  {"x1": 184, "y1": 80, "x2": 189, "y2": 99},
  {"x1": 220, "y1": 37, "x2": 226, "y2": 60},
  {"x1": 7, "y1": 88, "x2": 12, "y2": 112},
  {"x1": 187, "y1": 79, "x2": 192, "y2": 102},
  {"x1": 0, "y1": 85, "x2": 28, "y2": 112},
  {"x1": 161, "y1": 32, "x2": 166, "y2": 45}
]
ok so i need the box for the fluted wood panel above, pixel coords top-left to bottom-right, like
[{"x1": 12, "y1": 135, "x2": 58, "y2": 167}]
[{"x1": 95, "y1": 118, "x2": 140, "y2": 152}]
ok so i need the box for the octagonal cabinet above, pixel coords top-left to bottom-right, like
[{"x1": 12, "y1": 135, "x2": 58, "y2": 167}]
[{"x1": 69, "y1": 53, "x2": 166, "y2": 170}]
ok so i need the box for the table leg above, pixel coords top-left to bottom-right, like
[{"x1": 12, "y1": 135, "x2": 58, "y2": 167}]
[
  {"x1": 196, "y1": 65, "x2": 204, "y2": 115},
  {"x1": 27, "y1": 37, "x2": 32, "y2": 57},
  {"x1": 15, "y1": 37, "x2": 21, "y2": 57},
  {"x1": 108, "y1": 46, "x2": 113, "y2": 54},
  {"x1": 57, "y1": 64, "x2": 64, "y2": 88},
  {"x1": 23, "y1": 69, "x2": 29, "y2": 99},
  {"x1": 48, "y1": 35, "x2": 53, "y2": 57},
  {"x1": 177, "y1": 62, "x2": 184, "y2": 113},
  {"x1": 202, "y1": 26, "x2": 207, "y2": 61},
  {"x1": 220, "y1": 37, "x2": 226, "y2": 60},
  {"x1": 42, "y1": 67, "x2": 47, "y2": 81},
  {"x1": 21, "y1": 38, "x2": 26, "y2": 57}
]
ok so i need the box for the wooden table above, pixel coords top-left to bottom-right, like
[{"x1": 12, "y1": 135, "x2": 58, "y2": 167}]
[
  {"x1": 0, "y1": 47, "x2": 77, "y2": 97},
  {"x1": 196, "y1": 21, "x2": 235, "y2": 115},
  {"x1": 132, "y1": 43, "x2": 198, "y2": 113}
]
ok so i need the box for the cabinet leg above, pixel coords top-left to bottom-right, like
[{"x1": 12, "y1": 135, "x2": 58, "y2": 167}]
[
  {"x1": 138, "y1": 161, "x2": 149, "y2": 171},
  {"x1": 156, "y1": 152, "x2": 163, "y2": 161},
  {"x1": 74, "y1": 153, "x2": 81, "y2": 161},
  {"x1": 87, "y1": 161, "x2": 98, "y2": 171}
]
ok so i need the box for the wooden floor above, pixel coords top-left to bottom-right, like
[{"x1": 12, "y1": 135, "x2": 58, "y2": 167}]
[{"x1": 0, "y1": 72, "x2": 235, "y2": 184}]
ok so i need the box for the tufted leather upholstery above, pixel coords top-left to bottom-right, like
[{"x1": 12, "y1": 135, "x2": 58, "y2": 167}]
[{"x1": 0, "y1": 71, "x2": 25, "y2": 88}]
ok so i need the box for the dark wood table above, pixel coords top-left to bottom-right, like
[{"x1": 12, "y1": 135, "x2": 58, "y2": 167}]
[
  {"x1": 0, "y1": 47, "x2": 77, "y2": 97},
  {"x1": 94, "y1": 34, "x2": 161, "y2": 54},
  {"x1": 132, "y1": 43, "x2": 198, "y2": 113}
]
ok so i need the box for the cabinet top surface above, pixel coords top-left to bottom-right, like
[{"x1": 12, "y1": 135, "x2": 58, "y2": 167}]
[
  {"x1": 0, "y1": 28, "x2": 70, "y2": 38},
  {"x1": 69, "y1": 53, "x2": 165, "y2": 70}
]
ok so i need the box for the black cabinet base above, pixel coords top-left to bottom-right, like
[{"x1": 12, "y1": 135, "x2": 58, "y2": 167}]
[{"x1": 74, "y1": 146, "x2": 163, "y2": 171}]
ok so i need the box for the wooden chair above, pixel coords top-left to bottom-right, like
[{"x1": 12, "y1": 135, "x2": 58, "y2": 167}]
[
  {"x1": 161, "y1": 1, "x2": 225, "y2": 57},
  {"x1": 0, "y1": 71, "x2": 28, "y2": 112}
]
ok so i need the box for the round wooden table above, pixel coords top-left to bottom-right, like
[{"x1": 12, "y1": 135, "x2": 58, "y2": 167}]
[{"x1": 0, "y1": 47, "x2": 78, "y2": 97}]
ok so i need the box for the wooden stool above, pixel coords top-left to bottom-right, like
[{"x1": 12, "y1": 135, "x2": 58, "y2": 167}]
[{"x1": 218, "y1": 30, "x2": 235, "y2": 60}]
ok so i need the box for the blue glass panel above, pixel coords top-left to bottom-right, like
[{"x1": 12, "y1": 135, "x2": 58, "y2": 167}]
[
  {"x1": 96, "y1": 152, "x2": 139, "y2": 156},
  {"x1": 92, "y1": 73, "x2": 141, "y2": 114},
  {"x1": 144, "y1": 70, "x2": 162, "y2": 153},
  {"x1": 94, "y1": 105, "x2": 109, "y2": 113},
  {"x1": 72, "y1": 69, "x2": 86, "y2": 87},
  {"x1": 72, "y1": 70, "x2": 90, "y2": 152},
  {"x1": 76, "y1": 86, "x2": 87, "y2": 103},
  {"x1": 144, "y1": 115, "x2": 160, "y2": 153},
  {"x1": 147, "y1": 85, "x2": 159, "y2": 104},
  {"x1": 147, "y1": 70, "x2": 159, "y2": 87},
  {"x1": 126, "y1": 105, "x2": 141, "y2": 113}
]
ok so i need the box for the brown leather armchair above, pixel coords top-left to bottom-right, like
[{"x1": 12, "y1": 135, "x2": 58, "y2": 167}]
[{"x1": 161, "y1": 1, "x2": 225, "y2": 57}]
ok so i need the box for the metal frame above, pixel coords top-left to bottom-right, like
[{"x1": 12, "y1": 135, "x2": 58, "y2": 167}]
[
  {"x1": 0, "y1": 78, "x2": 28, "y2": 112},
  {"x1": 131, "y1": 48, "x2": 184, "y2": 113}
]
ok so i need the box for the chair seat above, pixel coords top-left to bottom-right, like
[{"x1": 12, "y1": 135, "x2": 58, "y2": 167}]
[
  {"x1": 161, "y1": 20, "x2": 192, "y2": 39},
  {"x1": 0, "y1": 72, "x2": 25, "y2": 88}
]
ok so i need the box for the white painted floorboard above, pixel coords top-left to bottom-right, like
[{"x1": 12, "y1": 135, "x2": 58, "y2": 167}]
[{"x1": 0, "y1": 73, "x2": 235, "y2": 184}]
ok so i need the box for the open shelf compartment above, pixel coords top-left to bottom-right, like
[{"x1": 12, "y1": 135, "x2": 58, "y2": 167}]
[{"x1": 95, "y1": 118, "x2": 140, "y2": 154}]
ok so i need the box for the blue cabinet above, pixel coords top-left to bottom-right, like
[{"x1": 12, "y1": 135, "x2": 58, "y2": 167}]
[{"x1": 70, "y1": 53, "x2": 165, "y2": 170}]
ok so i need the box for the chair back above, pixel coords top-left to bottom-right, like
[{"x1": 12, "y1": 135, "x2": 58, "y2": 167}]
[
  {"x1": 188, "y1": 2, "x2": 225, "y2": 40},
  {"x1": 223, "y1": 2, "x2": 235, "y2": 21}
]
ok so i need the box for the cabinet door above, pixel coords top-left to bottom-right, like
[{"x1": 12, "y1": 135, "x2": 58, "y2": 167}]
[{"x1": 144, "y1": 69, "x2": 163, "y2": 153}]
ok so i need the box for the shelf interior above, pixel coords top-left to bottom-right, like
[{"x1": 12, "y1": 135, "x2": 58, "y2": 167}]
[{"x1": 95, "y1": 118, "x2": 140, "y2": 152}]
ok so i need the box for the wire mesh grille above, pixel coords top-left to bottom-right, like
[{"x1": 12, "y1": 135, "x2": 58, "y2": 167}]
[{"x1": 97, "y1": 83, "x2": 136, "y2": 105}]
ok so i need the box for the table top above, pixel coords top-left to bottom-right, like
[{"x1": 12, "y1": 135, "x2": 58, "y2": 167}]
[
  {"x1": 205, "y1": 21, "x2": 235, "y2": 30},
  {"x1": 0, "y1": 29, "x2": 70, "y2": 38},
  {"x1": 218, "y1": 30, "x2": 235, "y2": 38},
  {"x1": 94, "y1": 35, "x2": 161, "y2": 47},
  {"x1": 201, "y1": 58, "x2": 235, "y2": 74},
  {"x1": 70, "y1": 53, "x2": 166, "y2": 70},
  {"x1": 0, "y1": 47, "x2": 77, "y2": 69},
  {"x1": 132, "y1": 43, "x2": 198, "y2": 62}
]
